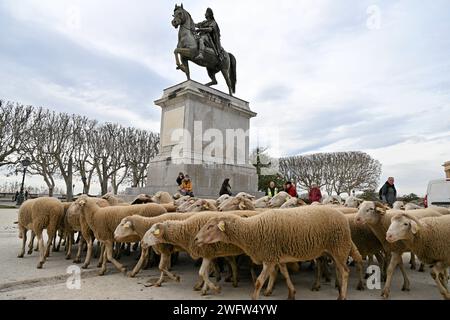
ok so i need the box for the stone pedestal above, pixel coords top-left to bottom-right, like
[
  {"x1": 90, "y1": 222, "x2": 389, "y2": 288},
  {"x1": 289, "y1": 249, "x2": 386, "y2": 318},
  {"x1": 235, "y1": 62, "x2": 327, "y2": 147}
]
[{"x1": 127, "y1": 80, "x2": 258, "y2": 198}]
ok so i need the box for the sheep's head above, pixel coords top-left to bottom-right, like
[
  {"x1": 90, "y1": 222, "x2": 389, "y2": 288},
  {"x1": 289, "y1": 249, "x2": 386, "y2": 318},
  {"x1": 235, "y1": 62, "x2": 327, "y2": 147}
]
[
  {"x1": 142, "y1": 223, "x2": 166, "y2": 248},
  {"x1": 216, "y1": 194, "x2": 231, "y2": 206},
  {"x1": 194, "y1": 216, "x2": 231, "y2": 246},
  {"x1": 344, "y1": 197, "x2": 364, "y2": 208},
  {"x1": 114, "y1": 217, "x2": 138, "y2": 242},
  {"x1": 268, "y1": 192, "x2": 290, "y2": 208},
  {"x1": 131, "y1": 194, "x2": 153, "y2": 205},
  {"x1": 235, "y1": 192, "x2": 255, "y2": 200},
  {"x1": 186, "y1": 199, "x2": 209, "y2": 212},
  {"x1": 392, "y1": 201, "x2": 405, "y2": 210},
  {"x1": 254, "y1": 196, "x2": 270, "y2": 208},
  {"x1": 356, "y1": 201, "x2": 389, "y2": 225},
  {"x1": 74, "y1": 195, "x2": 89, "y2": 208},
  {"x1": 386, "y1": 213, "x2": 421, "y2": 243},
  {"x1": 177, "y1": 198, "x2": 196, "y2": 212},
  {"x1": 219, "y1": 196, "x2": 254, "y2": 211}
]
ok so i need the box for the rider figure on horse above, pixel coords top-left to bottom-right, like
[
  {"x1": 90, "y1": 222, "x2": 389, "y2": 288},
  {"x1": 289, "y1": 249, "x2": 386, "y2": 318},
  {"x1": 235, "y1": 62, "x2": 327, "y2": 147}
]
[{"x1": 195, "y1": 8, "x2": 224, "y2": 64}]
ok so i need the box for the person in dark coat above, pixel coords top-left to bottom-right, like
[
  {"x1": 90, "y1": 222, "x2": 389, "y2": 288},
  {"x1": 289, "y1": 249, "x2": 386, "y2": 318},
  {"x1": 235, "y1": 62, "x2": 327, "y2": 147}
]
[
  {"x1": 379, "y1": 177, "x2": 397, "y2": 207},
  {"x1": 176, "y1": 172, "x2": 185, "y2": 188},
  {"x1": 219, "y1": 178, "x2": 232, "y2": 196}
]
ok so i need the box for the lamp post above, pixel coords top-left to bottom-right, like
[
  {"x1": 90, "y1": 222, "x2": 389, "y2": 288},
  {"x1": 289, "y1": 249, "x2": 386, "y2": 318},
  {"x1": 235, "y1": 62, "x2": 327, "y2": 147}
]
[{"x1": 16, "y1": 158, "x2": 31, "y2": 206}]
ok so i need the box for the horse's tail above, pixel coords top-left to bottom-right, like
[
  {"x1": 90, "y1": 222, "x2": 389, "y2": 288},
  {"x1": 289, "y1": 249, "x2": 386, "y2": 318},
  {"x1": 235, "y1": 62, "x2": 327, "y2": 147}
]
[{"x1": 229, "y1": 53, "x2": 237, "y2": 94}]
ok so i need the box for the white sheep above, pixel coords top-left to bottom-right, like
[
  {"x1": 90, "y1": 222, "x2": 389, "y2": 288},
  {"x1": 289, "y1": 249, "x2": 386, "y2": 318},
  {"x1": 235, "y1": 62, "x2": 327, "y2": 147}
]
[
  {"x1": 322, "y1": 195, "x2": 343, "y2": 205},
  {"x1": 280, "y1": 197, "x2": 307, "y2": 209},
  {"x1": 267, "y1": 191, "x2": 291, "y2": 208},
  {"x1": 74, "y1": 195, "x2": 167, "y2": 274},
  {"x1": 216, "y1": 194, "x2": 232, "y2": 207},
  {"x1": 355, "y1": 201, "x2": 442, "y2": 299},
  {"x1": 235, "y1": 192, "x2": 256, "y2": 200},
  {"x1": 404, "y1": 203, "x2": 423, "y2": 210},
  {"x1": 393, "y1": 201, "x2": 405, "y2": 210},
  {"x1": 17, "y1": 197, "x2": 65, "y2": 268},
  {"x1": 386, "y1": 213, "x2": 450, "y2": 300},
  {"x1": 194, "y1": 206, "x2": 362, "y2": 300},
  {"x1": 344, "y1": 196, "x2": 364, "y2": 208},
  {"x1": 218, "y1": 196, "x2": 255, "y2": 211},
  {"x1": 142, "y1": 211, "x2": 260, "y2": 295},
  {"x1": 151, "y1": 191, "x2": 173, "y2": 204},
  {"x1": 185, "y1": 199, "x2": 218, "y2": 212},
  {"x1": 253, "y1": 196, "x2": 270, "y2": 208}
]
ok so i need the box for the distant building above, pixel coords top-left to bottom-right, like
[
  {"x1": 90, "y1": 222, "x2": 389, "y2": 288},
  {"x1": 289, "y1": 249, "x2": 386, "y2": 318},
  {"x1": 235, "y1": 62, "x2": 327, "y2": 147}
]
[{"x1": 444, "y1": 161, "x2": 450, "y2": 179}]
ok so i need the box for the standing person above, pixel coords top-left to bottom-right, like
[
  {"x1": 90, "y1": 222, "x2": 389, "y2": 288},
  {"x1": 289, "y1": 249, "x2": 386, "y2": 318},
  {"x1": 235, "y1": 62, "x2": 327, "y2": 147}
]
[
  {"x1": 284, "y1": 181, "x2": 298, "y2": 198},
  {"x1": 219, "y1": 178, "x2": 232, "y2": 196},
  {"x1": 379, "y1": 177, "x2": 397, "y2": 207},
  {"x1": 24, "y1": 190, "x2": 29, "y2": 200},
  {"x1": 266, "y1": 181, "x2": 278, "y2": 197},
  {"x1": 180, "y1": 175, "x2": 194, "y2": 197},
  {"x1": 176, "y1": 172, "x2": 185, "y2": 188},
  {"x1": 308, "y1": 183, "x2": 322, "y2": 203},
  {"x1": 14, "y1": 191, "x2": 19, "y2": 201}
]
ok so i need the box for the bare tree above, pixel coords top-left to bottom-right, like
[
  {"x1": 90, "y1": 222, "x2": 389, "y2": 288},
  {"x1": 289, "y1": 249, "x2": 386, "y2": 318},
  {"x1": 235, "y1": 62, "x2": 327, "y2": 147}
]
[
  {"x1": 90, "y1": 123, "x2": 128, "y2": 195},
  {"x1": 124, "y1": 128, "x2": 160, "y2": 188},
  {"x1": 22, "y1": 108, "x2": 59, "y2": 196},
  {"x1": 0, "y1": 101, "x2": 33, "y2": 167},
  {"x1": 73, "y1": 119, "x2": 97, "y2": 195},
  {"x1": 279, "y1": 152, "x2": 381, "y2": 196}
]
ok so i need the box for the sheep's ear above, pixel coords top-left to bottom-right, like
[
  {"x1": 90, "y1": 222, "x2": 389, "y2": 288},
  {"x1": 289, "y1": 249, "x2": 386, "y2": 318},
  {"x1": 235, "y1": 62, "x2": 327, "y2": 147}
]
[
  {"x1": 238, "y1": 201, "x2": 246, "y2": 210},
  {"x1": 410, "y1": 220, "x2": 420, "y2": 234},
  {"x1": 285, "y1": 197, "x2": 290, "y2": 201},
  {"x1": 374, "y1": 202, "x2": 387, "y2": 215},
  {"x1": 218, "y1": 221, "x2": 225, "y2": 232}
]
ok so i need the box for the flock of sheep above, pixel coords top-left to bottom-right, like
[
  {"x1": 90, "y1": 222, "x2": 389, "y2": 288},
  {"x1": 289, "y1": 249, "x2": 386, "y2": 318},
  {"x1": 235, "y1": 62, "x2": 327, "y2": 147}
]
[{"x1": 14, "y1": 191, "x2": 450, "y2": 300}]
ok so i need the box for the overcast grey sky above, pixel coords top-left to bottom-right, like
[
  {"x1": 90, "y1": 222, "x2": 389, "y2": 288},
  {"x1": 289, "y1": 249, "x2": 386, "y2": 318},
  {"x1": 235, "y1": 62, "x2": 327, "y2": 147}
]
[{"x1": 1, "y1": 0, "x2": 449, "y2": 195}]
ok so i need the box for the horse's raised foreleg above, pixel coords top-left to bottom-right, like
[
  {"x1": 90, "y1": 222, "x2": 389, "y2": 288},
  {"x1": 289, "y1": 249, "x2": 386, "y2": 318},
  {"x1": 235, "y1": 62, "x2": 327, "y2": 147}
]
[
  {"x1": 206, "y1": 68, "x2": 218, "y2": 87},
  {"x1": 174, "y1": 49, "x2": 183, "y2": 70}
]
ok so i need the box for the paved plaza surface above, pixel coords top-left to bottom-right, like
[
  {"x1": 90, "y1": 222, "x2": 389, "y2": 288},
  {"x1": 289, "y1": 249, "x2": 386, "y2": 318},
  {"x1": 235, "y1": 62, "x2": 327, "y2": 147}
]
[{"x1": 0, "y1": 208, "x2": 442, "y2": 300}]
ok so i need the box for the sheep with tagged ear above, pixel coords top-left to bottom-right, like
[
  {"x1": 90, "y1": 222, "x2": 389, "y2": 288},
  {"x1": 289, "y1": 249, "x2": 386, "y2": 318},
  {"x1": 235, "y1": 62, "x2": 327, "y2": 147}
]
[
  {"x1": 280, "y1": 197, "x2": 307, "y2": 209},
  {"x1": 194, "y1": 206, "x2": 362, "y2": 300},
  {"x1": 267, "y1": 191, "x2": 291, "y2": 208},
  {"x1": 386, "y1": 213, "x2": 450, "y2": 300},
  {"x1": 219, "y1": 196, "x2": 255, "y2": 211},
  {"x1": 344, "y1": 196, "x2": 364, "y2": 208},
  {"x1": 185, "y1": 199, "x2": 218, "y2": 212},
  {"x1": 355, "y1": 201, "x2": 442, "y2": 299},
  {"x1": 17, "y1": 197, "x2": 65, "y2": 269},
  {"x1": 74, "y1": 195, "x2": 167, "y2": 275},
  {"x1": 253, "y1": 196, "x2": 271, "y2": 208},
  {"x1": 114, "y1": 212, "x2": 197, "y2": 280},
  {"x1": 142, "y1": 211, "x2": 260, "y2": 295}
]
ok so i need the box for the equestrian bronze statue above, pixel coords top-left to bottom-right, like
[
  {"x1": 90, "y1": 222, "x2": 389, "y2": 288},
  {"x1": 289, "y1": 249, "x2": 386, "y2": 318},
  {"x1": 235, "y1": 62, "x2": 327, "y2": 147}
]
[{"x1": 172, "y1": 4, "x2": 237, "y2": 96}]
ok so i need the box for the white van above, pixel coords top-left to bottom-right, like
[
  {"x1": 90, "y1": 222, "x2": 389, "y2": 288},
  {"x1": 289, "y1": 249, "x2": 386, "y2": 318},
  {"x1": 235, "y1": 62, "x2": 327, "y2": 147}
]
[{"x1": 424, "y1": 179, "x2": 450, "y2": 208}]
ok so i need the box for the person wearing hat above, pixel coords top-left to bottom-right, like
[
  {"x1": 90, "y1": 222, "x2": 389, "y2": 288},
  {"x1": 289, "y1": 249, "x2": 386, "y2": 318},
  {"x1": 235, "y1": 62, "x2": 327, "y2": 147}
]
[
  {"x1": 180, "y1": 174, "x2": 194, "y2": 197},
  {"x1": 176, "y1": 172, "x2": 185, "y2": 189},
  {"x1": 308, "y1": 183, "x2": 322, "y2": 203}
]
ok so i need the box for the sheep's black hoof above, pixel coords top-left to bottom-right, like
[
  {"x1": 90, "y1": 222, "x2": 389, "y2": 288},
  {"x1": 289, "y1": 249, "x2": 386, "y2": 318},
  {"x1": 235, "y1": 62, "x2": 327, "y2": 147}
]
[
  {"x1": 17, "y1": 254, "x2": 24, "y2": 258},
  {"x1": 128, "y1": 271, "x2": 136, "y2": 278},
  {"x1": 81, "y1": 264, "x2": 88, "y2": 269},
  {"x1": 65, "y1": 256, "x2": 71, "y2": 260},
  {"x1": 311, "y1": 285, "x2": 320, "y2": 292},
  {"x1": 36, "y1": 263, "x2": 43, "y2": 269},
  {"x1": 73, "y1": 258, "x2": 81, "y2": 264},
  {"x1": 357, "y1": 283, "x2": 365, "y2": 291},
  {"x1": 27, "y1": 250, "x2": 33, "y2": 255}
]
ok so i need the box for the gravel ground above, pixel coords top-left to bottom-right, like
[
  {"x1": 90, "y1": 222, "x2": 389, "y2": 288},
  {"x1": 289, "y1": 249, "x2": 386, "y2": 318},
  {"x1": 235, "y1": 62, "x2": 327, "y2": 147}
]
[{"x1": 0, "y1": 208, "x2": 443, "y2": 300}]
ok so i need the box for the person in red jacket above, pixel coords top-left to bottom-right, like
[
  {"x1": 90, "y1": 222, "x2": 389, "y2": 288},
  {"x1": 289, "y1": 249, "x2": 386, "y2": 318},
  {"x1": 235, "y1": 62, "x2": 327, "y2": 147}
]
[
  {"x1": 309, "y1": 183, "x2": 322, "y2": 203},
  {"x1": 284, "y1": 181, "x2": 298, "y2": 198}
]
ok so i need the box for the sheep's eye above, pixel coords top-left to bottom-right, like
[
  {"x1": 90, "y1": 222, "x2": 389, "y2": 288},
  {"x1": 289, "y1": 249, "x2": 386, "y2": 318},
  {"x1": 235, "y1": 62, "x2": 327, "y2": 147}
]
[{"x1": 404, "y1": 223, "x2": 409, "y2": 226}]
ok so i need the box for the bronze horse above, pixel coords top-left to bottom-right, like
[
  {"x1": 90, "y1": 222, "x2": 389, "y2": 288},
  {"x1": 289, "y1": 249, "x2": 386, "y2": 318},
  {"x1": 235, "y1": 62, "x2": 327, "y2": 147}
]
[{"x1": 171, "y1": 4, "x2": 237, "y2": 96}]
